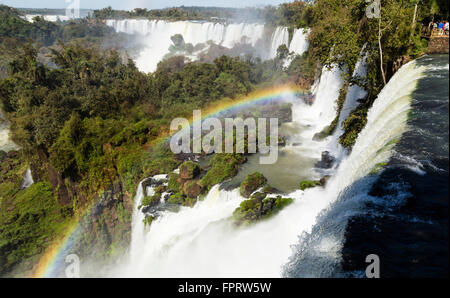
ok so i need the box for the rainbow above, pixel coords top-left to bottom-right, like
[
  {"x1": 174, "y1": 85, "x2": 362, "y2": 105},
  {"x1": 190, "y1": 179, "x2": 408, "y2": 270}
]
[{"x1": 32, "y1": 84, "x2": 303, "y2": 278}]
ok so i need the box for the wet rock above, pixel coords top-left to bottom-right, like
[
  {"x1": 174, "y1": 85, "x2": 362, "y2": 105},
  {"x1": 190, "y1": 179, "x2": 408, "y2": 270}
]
[
  {"x1": 320, "y1": 175, "x2": 331, "y2": 186},
  {"x1": 142, "y1": 177, "x2": 165, "y2": 193},
  {"x1": 315, "y1": 151, "x2": 336, "y2": 169}
]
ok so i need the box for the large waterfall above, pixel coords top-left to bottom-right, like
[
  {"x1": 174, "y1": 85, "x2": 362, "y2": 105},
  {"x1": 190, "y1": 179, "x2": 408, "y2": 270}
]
[
  {"x1": 105, "y1": 58, "x2": 426, "y2": 278},
  {"x1": 106, "y1": 19, "x2": 308, "y2": 73}
]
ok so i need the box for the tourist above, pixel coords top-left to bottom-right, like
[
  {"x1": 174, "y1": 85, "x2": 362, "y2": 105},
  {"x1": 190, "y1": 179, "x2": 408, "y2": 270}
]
[
  {"x1": 445, "y1": 22, "x2": 449, "y2": 36},
  {"x1": 438, "y1": 22, "x2": 444, "y2": 35}
]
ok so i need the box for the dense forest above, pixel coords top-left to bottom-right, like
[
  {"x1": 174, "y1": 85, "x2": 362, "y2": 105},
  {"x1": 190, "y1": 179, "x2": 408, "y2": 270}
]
[{"x1": 0, "y1": 0, "x2": 448, "y2": 277}]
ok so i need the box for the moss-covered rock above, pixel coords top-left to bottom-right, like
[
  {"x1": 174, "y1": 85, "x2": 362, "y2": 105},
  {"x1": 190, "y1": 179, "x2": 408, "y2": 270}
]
[
  {"x1": 167, "y1": 192, "x2": 185, "y2": 205},
  {"x1": 232, "y1": 195, "x2": 294, "y2": 225},
  {"x1": 200, "y1": 153, "x2": 246, "y2": 190},
  {"x1": 139, "y1": 194, "x2": 161, "y2": 210},
  {"x1": 240, "y1": 172, "x2": 267, "y2": 198},
  {"x1": 299, "y1": 180, "x2": 322, "y2": 191},
  {"x1": 339, "y1": 104, "x2": 369, "y2": 149},
  {"x1": 167, "y1": 192, "x2": 197, "y2": 207},
  {"x1": 143, "y1": 215, "x2": 154, "y2": 227},
  {"x1": 179, "y1": 161, "x2": 201, "y2": 180},
  {"x1": 168, "y1": 173, "x2": 181, "y2": 193},
  {"x1": 182, "y1": 180, "x2": 203, "y2": 198}
]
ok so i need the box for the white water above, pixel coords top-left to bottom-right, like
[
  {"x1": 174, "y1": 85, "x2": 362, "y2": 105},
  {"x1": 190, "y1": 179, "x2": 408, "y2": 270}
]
[
  {"x1": 107, "y1": 59, "x2": 423, "y2": 278},
  {"x1": 21, "y1": 168, "x2": 34, "y2": 189},
  {"x1": 284, "y1": 59, "x2": 425, "y2": 277},
  {"x1": 0, "y1": 110, "x2": 18, "y2": 152},
  {"x1": 284, "y1": 28, "x2": 310, "y2": 68},
  {"x1": 289, "y1": 29, "x2": 310, "y2": 56},
  {"x1": 326, "y1": 50, "x2": 369, "y2": 160},
  {"x1": 23, "y1": 15, "x2": 71, "y2": 22},
  {"x1": 106, "y1": 19, "x2": 291, "y2": 72},
  {"x1": 295, "y1": 65, "x2": 344, "y2": 143},
  {"x1": 269, "y1": 27, "x2": 289, "y2": 59}
]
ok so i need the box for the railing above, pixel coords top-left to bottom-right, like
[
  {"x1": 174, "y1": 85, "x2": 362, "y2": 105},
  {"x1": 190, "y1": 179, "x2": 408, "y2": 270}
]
[{"x1": 422, "y1": 25, "x2": 449, "y2": 38}]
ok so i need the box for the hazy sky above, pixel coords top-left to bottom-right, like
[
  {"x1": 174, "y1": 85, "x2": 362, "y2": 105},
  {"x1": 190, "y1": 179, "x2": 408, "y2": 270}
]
[{"x1": 0, "y1": 0, "x2": 289, "y2": 9}]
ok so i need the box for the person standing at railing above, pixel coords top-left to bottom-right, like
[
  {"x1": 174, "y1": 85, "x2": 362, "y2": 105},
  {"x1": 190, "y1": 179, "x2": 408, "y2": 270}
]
[{"x1": 438, "y1": 22, "x2": 444, "y2": 35}]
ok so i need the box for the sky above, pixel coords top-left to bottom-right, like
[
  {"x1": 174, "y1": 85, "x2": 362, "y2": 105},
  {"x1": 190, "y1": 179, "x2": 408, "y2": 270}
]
[{"x1": 0, "y1": 0, "x2": 289, "y2": 10}]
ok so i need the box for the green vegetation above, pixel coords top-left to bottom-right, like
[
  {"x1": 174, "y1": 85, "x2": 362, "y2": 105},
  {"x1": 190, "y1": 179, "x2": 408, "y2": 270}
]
[
  {"x1": 339, "y1": 104, "x2": 369, "y2": 149},
  {"x1": 232, "y1": 194, "x2": 294, "y2": 226},
  {"x1": 179, "y1": 161, "x2": 201, "y2": 179},
  {"x1": 301, "y1": 0, "x2": 447, "y2": 149},
  {"x1": 142, "y1": 215, "x2": 154, "y2": 227},
  {"x1": 299, "y1": 180, "x2": 322, "y2": 191},
  {"x1": 0, "y1": 181, "x2": 72, "y2": 276},
  {"x1": 200, "y1": 154, "x2": 246, "y2": 190},
  {"x1": 1, "y1": 0, "x2": 448, "y2": 277}
]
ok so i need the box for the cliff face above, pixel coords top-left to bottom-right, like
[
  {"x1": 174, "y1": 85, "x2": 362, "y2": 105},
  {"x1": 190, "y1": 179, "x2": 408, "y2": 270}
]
[{"x1": 428, "y1": 36, "x2": 449, "y2": 54}]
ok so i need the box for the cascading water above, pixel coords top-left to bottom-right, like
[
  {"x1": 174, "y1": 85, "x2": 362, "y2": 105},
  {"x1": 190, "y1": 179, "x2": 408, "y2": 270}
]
[
  {"x1": 106, "y1": 19, "x2": 290, "y2": 72},
  {"x1": 292, "y1": 64, "x2": 344, "y2": 147},
  {"x1": 289, "y1": 29, "x2": 310, "y2": 56},
  {"x1": 283, "y1": 28, "x2": 310, "y2": 67},
  {"x1": 106, "y1": 57, "x2": 426, "y2": 278},
  {"x1": 284, "y1": 58, "x2": 428, "y2": 277},
  {"x1": 21, "y1": 168, "x2": 34, "y2": 189},
  {"x1": 326, "y1": 50, "x2": 368, "y2": 160},
  {"x1": 269, "y1": 27, "x2": 289, "y2": 59}
]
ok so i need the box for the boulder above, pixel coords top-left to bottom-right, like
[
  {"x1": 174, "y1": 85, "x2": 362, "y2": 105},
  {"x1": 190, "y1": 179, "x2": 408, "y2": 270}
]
[
  {"x1": 240, "y1": 172, "x2": 267, "y2": 198},
  {"x1": 315, "y1": 151, "x2": 336, "y2": 169},
  {"x1": 183, "y1": 180, "x2": 203, "y2": 198},
  {"x1": 179, "y1": 161, "x2": 201, "y2": 180}
]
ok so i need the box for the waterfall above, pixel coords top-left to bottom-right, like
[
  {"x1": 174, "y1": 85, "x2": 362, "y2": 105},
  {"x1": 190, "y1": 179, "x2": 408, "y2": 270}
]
[
  {"x1": 326, "y1": 50, "x2": 368, "y2": 160},
  {"x1": 269, "y1": 27, "x2": 289, "y2": 59},
  {"x1": 107, "y1": 59, "x2": 424, "y2": 278},
  {"x1": 296, "y1": 65, "x2": 344, "y2": 140},
  {"x1": 23, "y1": 14, "x2": 71, "y2": 22},
  {"x1": 283, "y1": 28, "x2": 309, "y2": 68},
  {"x1": 106, "y1": 19, "x2": 289, "y2": 72},
  {"x1": 284, "y1": 59, "x2": 426, "y2": 277},
  {"x1": 289, "y1": 29, "x2": 310, "y2": 56},
  {"x1": 21, "y1": 168, "x2": 34, "y2": 189}
]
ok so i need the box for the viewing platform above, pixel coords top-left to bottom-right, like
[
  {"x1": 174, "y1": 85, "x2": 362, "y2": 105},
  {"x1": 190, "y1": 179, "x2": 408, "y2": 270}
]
[{"x1": 421, "y1": 26, "x2": 449, "y2": 54}]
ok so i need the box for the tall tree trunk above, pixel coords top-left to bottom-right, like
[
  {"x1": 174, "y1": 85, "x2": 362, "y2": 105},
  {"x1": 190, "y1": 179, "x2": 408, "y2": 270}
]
[
  {"x1": 378, "y1": 19, "x2": 387, "y2": 86},
  {"x1": 412, "y1": 4, "x2": 418, "y2": 27}
]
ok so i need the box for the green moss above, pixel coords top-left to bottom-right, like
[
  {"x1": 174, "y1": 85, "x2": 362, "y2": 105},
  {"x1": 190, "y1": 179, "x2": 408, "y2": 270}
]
[
  {"x1": 339, "y1": 104, "x2": 369, "y2": 149},
  {"x1": 143, "y1": 215, "x2": 154, "y2": 227},
  {"x1": 168, "y1": 173, "x2": 181, "y2": 193},
  {"x1": 139, "y1": 194, "x2": 161, "y2": 209},
  {"x1": 232, "y1": 195, "x2": 294, "y2": 225},
  {"x1": 200, "y1": 154, "x2": 246, "y2": 190},
  {"x1": 369, "y1": 162, "x2": 388, "y2": 175},
  {"x1": 299, "y1": 180, "x2": 322, "y2": 191},
  {"x1": 167, "y1": 191, "x2": 197, "y2": 207},
  {"x1": 167, "y1": 192, "x2": 185, "y2": 205}
]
